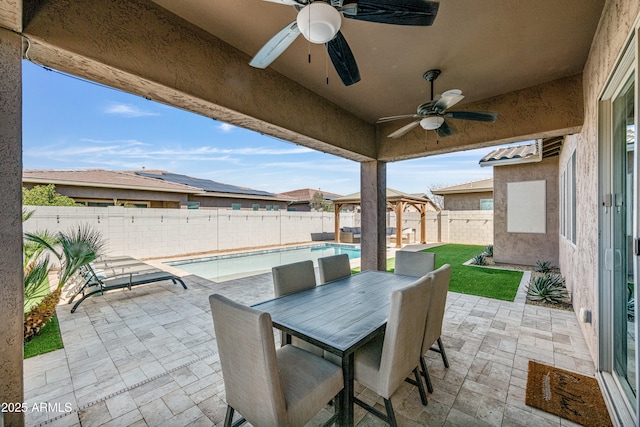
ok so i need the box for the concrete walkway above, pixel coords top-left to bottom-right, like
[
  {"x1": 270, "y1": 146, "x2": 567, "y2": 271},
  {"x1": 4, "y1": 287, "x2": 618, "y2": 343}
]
[{"x1": 24, "y1": 262, "x2": 592, "y2": 426}]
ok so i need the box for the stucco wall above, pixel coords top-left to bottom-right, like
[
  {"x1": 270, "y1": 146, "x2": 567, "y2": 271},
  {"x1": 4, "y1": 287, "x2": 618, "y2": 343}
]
[
  {"x1": 493, "y1": 157, "x2": 559, "y2": 266},
  {"x1": 443, "y1": 191, "x2": 494, "y2": 211},
  {"x1": 560, "y1": 0, "x2": 640, "y2": 367}
]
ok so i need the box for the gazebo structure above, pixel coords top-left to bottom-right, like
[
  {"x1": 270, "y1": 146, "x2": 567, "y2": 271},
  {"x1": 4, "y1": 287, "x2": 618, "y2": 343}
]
[{"x1": 333, "y1": 189, "x2": 436, "y2": 248}]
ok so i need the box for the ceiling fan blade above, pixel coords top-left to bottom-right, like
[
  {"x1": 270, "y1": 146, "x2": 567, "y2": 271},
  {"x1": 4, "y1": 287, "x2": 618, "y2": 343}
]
[
  {"x1": 433, "y1": 93, "x2": 465, "y2": 112},
  {"x1": 444, "y1": 111, "x2": 498, "y2": 122},
  {"x1": 342, "y1": 0, "x2": 439, "y2": 26},
  {"x1": 249, "y1": 21, "x2": 301, "y2": 69},
  {"x1": 436, "y1": 120, "x2": 452, "y2": 137},
  {"x1": 377, "y1": 113, "x2": 420, "y2": 123},
  {"x1": 262, "y1": 0, "x2": 301, "y2": 5},
  {"x1": 327, "y1": 31, "x2": 361, "y2": 86},
  {"x1": 388, "y1": 120, "x2": 420, "y2": 138}
]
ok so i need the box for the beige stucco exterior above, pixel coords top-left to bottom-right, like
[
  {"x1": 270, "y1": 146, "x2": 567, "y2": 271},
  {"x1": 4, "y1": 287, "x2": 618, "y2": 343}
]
[
  {"x1": 493, "y1": 157, "x2": 559, "y2": 267},
  {"x1": 0, "y1": 28, "x2": 24, "y2": 427},
  {"x1": 442, "y1": 191, "x2": 493, "y2": 211},
  {"x1": 558, "y1": 0, "x2": 640, "y2": 369}
]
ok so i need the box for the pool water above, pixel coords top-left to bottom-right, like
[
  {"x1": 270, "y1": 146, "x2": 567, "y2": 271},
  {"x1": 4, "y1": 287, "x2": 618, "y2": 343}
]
[{"x1": 166, "y1": 243, "x2": 360, "y2": 282}]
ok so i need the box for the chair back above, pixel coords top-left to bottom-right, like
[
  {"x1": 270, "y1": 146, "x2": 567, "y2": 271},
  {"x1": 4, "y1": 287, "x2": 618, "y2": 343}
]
[
  {"x1": 394, "y1": 251, "x2": 436, "y2": 277},
  {"x1": 318, "y1": 254, "x2": 351, "y2": 284},
  {"x1": 422, "y1": 264, "x2": 451, "y2": 351},
  {"x1": 378, "y1": 275, "x2": 432, "y2": 398},
  {"x1": 272, "y1": 260, "x2": 316, "y2": 297},
  {"x1": 209, "y1": 294, "x2": 285, "y2": 426}
]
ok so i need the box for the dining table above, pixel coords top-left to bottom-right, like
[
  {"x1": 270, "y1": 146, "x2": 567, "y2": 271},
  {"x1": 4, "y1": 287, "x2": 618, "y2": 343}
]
[{"x1": 251, "y1": 269, "x2": 419, "y2": 427}]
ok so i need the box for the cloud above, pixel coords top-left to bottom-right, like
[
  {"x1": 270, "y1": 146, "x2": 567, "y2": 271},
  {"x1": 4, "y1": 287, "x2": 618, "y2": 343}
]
[
  {"x1": 104, "y1": 103, "x2": 160, "y2": 118},
  {"x1": 218, "y1": 123, "x2": 235, "y2": 132}
]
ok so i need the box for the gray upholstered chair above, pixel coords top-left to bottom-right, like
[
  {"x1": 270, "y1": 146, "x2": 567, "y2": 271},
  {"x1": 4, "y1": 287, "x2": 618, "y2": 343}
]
[
  {"x1": 353, "y1": 275, "x2": 432, "y2": 426},
  {"x1": 318, "y1": 253, "x2": 351, "y2": 284},
  {"x1": 272, "y1": 260, "x2": 323, "y2": 356},
  {"x1": 209, "y1": 294, "x2": 344, "y2": 427},
  {"x1": 420, "y1": 264, "x2": 451, "y2": 393},
  {"x1": 393, "y1": 250, "x2": 436, "y2": 277}
]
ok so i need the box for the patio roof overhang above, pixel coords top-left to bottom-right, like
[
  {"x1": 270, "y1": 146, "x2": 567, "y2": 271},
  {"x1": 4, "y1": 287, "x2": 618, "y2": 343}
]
[{"x1": 11, "y1": 0, "x2": 601, "y2": 163}]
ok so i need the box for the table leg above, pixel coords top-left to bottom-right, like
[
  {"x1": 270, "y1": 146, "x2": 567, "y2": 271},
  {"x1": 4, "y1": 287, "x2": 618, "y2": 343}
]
[{"x1": 338, "y1": 353, "x2": 354, "y2": 427}]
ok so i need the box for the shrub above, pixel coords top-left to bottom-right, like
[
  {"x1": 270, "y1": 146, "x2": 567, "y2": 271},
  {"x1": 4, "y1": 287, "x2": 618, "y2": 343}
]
[
  {"x1": 471, "y1": 254, "x2": 487, "y2": 266},
  {"x1": 534, "y1": 260, "x2": 554, "y2": 273},
  {"x1": 483, "y1": 245, "x2": 493, "y2": 257},
  {"x1": 527, "y1": 274, "x2": 568, "y2": 304}
]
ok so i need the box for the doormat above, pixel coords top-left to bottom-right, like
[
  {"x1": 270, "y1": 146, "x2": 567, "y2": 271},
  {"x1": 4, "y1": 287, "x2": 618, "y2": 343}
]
[{"x1": 525, "y1": 360, "x2": 612, "y2": 426}]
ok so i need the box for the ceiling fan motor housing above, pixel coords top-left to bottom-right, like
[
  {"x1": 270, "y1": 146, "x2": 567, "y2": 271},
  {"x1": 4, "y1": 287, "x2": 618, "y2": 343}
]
[{"x1": 417, "y1": 101, "x2": 437, "y2": 116}]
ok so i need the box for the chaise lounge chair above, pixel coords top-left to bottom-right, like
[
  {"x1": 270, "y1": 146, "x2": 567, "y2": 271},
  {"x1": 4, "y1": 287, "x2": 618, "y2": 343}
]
[{"x1": 68, "y1": 261, "x2": 187, "y2": 313}]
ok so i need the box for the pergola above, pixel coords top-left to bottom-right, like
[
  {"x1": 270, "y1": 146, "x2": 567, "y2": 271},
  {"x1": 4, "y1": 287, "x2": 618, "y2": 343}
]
[{"x1": 333, "y1": 189, "x2": 434, "y2": 248}]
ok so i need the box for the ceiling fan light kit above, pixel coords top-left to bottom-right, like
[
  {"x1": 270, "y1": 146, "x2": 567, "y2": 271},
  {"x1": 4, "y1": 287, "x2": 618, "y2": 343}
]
[
  {"x1": 297, "y1": 2, "x2": 342, "y2": 44},
  {"x1": 420, "y1": 116, "x2": 444, "y2": 130}
]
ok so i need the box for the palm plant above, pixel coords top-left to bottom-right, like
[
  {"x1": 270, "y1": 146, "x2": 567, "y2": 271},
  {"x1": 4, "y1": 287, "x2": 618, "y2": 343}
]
[{"x1": 23, "y1": 220, "x2": 105, "y2": 340}]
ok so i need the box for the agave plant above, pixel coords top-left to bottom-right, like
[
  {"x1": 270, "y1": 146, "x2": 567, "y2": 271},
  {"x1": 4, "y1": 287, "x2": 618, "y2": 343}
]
[
  {"x1": 471, "y1": 253, "x2": 487, "y2": 266},
  {"x1": 527, "y1": 274, "x2": 568, "y2": 304},
  {"x1": 534, "y1": 260, "x2": 554, "y2": 273},
  {"x1": 483, "y1": 245, "x2": 493, "y2": 257}
]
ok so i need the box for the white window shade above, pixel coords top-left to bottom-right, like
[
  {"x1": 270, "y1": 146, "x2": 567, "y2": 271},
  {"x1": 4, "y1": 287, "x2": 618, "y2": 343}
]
[{"x1": 507, "y1": 180, "x2": 546, "y2": 233}]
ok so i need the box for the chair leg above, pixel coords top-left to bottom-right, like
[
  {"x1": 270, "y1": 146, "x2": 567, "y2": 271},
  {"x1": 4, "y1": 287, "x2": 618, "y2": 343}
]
[
  {"x1": 420, "y1": 356, "x2": 434, "y2": 394},
  {"x1": 384, "y1": 398, "x2": 398, "y2": 427},
  {"x1": 413, "y1": 367, "x2": 428, "y2": 406},
  {"x1": 224, "y1": 406, "x2": 234, "y2": 427},
  {"x1": 437, "y1": 337, "x2": 449, "y2": 368}
]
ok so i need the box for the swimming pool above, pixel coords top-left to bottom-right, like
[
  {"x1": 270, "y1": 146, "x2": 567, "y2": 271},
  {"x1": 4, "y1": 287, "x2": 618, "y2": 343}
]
[{"x1": 166, "y1": 243, "x2": 361, "y2": 282}]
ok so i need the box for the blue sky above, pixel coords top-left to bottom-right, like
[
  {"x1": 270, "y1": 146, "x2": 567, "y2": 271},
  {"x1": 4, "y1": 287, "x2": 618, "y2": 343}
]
[{"x1": 22, "y1": 61, "x2": 507, "y2": 196}]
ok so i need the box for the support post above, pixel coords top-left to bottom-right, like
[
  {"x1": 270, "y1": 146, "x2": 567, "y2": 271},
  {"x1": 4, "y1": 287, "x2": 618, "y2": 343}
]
[
  {"x1": 360, "y1": 161, "x2": 386, "y2": 271},
  {"x1": 0, "y1": 28, "x2": 25, "y2": 427}
]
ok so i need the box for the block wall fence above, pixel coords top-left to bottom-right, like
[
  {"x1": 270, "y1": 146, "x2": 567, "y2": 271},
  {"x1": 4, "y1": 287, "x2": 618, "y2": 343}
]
[{"x1": 23, "y1": 206, "x2": 493, "y2": 259}]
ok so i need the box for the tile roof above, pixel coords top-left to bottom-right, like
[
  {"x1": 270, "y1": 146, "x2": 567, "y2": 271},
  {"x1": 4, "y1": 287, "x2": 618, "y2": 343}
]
[
  {"x1": 23, "y1": 169, "x2": 199, "y2": 193},
  {"x1": 431, "y1": 178, "x2": 494, "y2": 195},
  {"x1": 479, "y1": 142, "x2": 538, "y2": 165},
  {"x1": 277, "y1": 188, "x2": 343, "y2": 201},
  {"x1": 479, "y1": 137, "x2": 564, "y2": 167}
]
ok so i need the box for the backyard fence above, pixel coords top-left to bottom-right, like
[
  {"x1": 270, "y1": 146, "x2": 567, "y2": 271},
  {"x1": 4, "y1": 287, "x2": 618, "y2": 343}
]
[{"x1": 23, "y1": 206, "x2": 493, "y2": 259}]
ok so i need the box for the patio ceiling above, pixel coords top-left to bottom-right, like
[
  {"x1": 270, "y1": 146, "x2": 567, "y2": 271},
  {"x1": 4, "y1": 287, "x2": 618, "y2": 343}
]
[{"x1": 7, "y1": 0, "x2": 604, "y2": 162}]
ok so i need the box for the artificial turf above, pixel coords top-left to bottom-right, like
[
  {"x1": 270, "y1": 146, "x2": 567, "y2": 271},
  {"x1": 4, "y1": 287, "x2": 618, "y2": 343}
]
[
  {"x1": 363, "y1": 244, "x2": 523, "y2": 301},
  {"x1": 418, "y1": 244, "x2": 522, "y2": 301},
  {"x1": 24, "y1": 315, "x2": 64, "y2": 359}
]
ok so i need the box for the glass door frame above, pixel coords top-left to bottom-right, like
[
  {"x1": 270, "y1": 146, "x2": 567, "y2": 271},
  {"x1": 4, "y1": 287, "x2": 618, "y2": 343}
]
[{"x1": 598, "y1": 30, "x2": 640, "y2": 426}]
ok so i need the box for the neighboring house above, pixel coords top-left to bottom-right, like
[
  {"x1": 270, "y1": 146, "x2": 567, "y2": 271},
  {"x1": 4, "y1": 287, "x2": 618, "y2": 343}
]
[
  {"x1": 277, "y1": 188, "x2": 343, "y2": 212},
  {"x1": 431, "y1": 178, "x2": 494, "y2": 211},
  {"x1": 22, "y1": 169, "x2": 290, "y2": 210},
  {"x1": 479, "y1": 138, "x2": 563, "y2": 266}
]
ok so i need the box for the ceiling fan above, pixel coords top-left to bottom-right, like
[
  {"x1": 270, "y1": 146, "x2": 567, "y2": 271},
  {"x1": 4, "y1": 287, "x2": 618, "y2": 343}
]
[
  {"x1": 249, "y1": 0, "x2": 440, "y2": 86},
  {"x1": 378, "y1": 69, "x2": 498, "y2": 138}
]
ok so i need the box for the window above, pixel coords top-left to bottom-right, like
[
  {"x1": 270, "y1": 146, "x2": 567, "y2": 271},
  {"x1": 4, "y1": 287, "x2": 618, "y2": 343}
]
[
  {"x1": 265, "y1": 205, "x2": 272, "y2": 211},
  {"x1": 480, "y1": 199, "x2": 493, "y2": 210},
  {"x1": 273, "y1": 205, "x2": 279, "y2": 211},
  {"x1": 187, "y1": 201, "x2": 200, "y2": 209},
  {"x1": 231, "y1": 203, "x2": 241, "y2": 210},
  {"x1": 560, "y1": 150, "x2": 577, "y2": 243},
  {"x1": 252, "y1": 204, "x2": 260, "y2": 211}
]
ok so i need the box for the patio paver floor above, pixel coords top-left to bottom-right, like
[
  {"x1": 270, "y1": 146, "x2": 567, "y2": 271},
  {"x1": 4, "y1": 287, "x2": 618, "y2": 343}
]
[{"x1": 24, "y1": 267, "x2": 593, "y2": 426}]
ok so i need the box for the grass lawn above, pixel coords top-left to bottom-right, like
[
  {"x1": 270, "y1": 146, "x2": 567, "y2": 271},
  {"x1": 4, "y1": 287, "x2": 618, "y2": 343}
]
[
  {"x1": 420, "y1": 244, "x2": 523, "y2": 301},
  {"x1": 355, "y1": 244, "x2": 523, "y2": 301},
  {"x1": 24, "y1": 315, "x2": 64, "y2": 359},
  {"x1": 24, "y1": 276, "x2": 65, "y2": 359}
]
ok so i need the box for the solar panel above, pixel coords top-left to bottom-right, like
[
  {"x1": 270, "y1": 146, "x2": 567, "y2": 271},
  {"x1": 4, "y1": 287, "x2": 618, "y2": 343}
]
[{"x1": 136, "y1": 172, "x2": 276, "y2": 197}]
